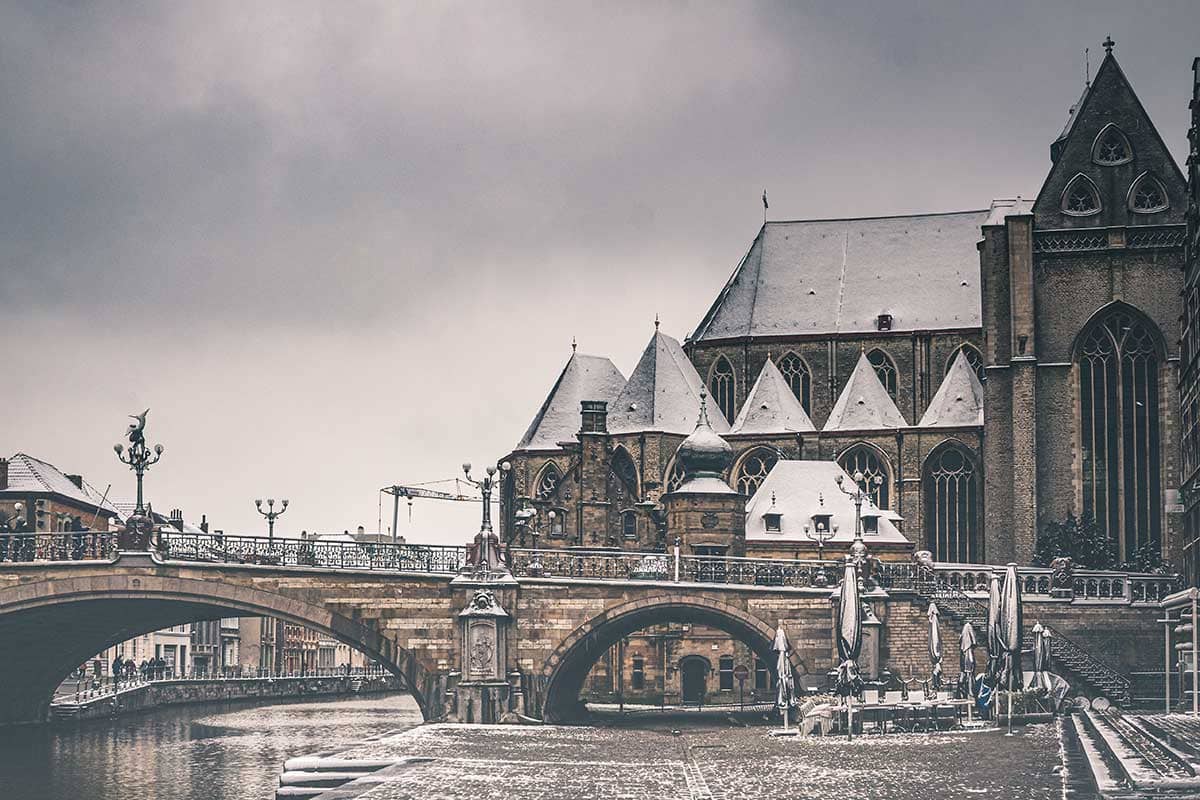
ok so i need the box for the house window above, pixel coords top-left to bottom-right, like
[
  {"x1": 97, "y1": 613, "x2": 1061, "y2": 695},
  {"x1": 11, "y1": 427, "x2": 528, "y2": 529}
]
[
  {"x1": 550, "y1": 508, "x2": 567, "y2": 537},
  {"x1": 764, "y1": 513, "x2": 782, "y2": 533},
  {"x1": 1130, "y1": 173, "x2": 1169, "y2": 213},
  {"x1": 1093, "y1": 124, "x2": 1132, "y2": 166},
  {"x1": 924, "y1": 445, "x2": 980, "y2": 563},
  {"x1": 754, "y1": 656, "x2": 772, "y2": 691},
  {"x1": 1063, "y1": 174, "x2": 1101, "y2": 216},
  {"x1": 866, "y1": 349, "x2": 898, "y2": 400},
  {"x1": 1077, "y1": 307, "x2": 1162, "y2": 562},
  {"x1": 862, "y1": 514, "x2": 879, "y2": 535},
  {"x1": 536, "y1": 463, "x2": 560, "y2": 501},
  {"x1": 708, "y1": 356, "x2": 737, "y2": 423},
  {"x1": 621, "y1": 509, "x2": 637, "y2": 539},
  {"x1": 837, "y1": 446, "x2": 891, "y2": 509},
  {"x1": 735, "y1": 448, "x2": 778, "y2": 497},
  {"x1": 719, "y1": 656, "x2": 734, "y2": 691},
  {"x1": 777, "y1": 352, "x2": 812, "y2": 413},
  {"x1": 631, "y1": 656, "x2": 645, "y2": 691}
]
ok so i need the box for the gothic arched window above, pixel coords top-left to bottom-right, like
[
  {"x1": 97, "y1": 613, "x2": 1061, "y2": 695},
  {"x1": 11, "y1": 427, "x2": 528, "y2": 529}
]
[
  {"x1": 735, "y1": 448, "x2": 779, "y2": 497},
  {"x1": 924, "y1": 444, "x2": 980, "y2": 563},
  {"x1": 1129, "y1": 173, "x2": 1169, "y2": 214},
  {"x1": 950, "y1": 344, "x2": 985, "y2": 384},
  {"x1": 609, "y1": 447, "x2": 639, "y2": 501},
  {"x1": 777, "y1": 352, "x2": 812, "y2": 413},
  {"x1": 535, "y1": 463, "x2": 561, "y2": 501},
  {"x1": 866, "y1": 349, "x2": 898, "y2": 400},
  {"x1": 1062, "y1": 174, "x2": 1101, "y2": 216},
  {"x1": 1092, "y1": 124, "x2": 1133, "y2": 166},
  {"x1": 1077, "y1": 306, "x2": 1162, "y2": 561},
  {"x1": 708, "y1": 356, "x2": 736, "y2": 423},
  {"x1": 837, "y1": 445, "x2": 891, "y2": 509}
]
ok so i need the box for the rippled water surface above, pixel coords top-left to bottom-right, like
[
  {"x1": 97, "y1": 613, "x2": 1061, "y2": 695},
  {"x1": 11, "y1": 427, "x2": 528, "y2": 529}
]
[{"x1": 0, "y1": 693, "x2": 423, "y2": 800}]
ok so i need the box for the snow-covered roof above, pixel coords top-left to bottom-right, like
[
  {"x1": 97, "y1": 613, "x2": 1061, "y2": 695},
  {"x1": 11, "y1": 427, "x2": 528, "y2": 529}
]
[
  {"x1": 608, "y1": 329, "x2": 730, "y2": 435},
  {"x1": 729, "y1": 358, "x2": 815, "y2": 435},
  {"x1": 111, "y1": 500, "x2": 206, "y2": 533},
  {"x1": 984, "y1": 197, "x2": 1034, "y2": 227},
  {"x1": 745, "y1": 460, "x2": 909, "y2": 545},
  {"x1": 823, "y1": 353, "x2": 907, "y2": 431},
  {"x1": 515, "y1": 351, "x2": 626, "y2": 451},
  {"x1": 1, "y1": 453, "x2": 118, "y2": 516},
  {"x1": 919, "y1": 351, "x2": 984, "y2": 428},
  {"x1": 690, "y1": 210, "x2": 987, "y2": 343}
]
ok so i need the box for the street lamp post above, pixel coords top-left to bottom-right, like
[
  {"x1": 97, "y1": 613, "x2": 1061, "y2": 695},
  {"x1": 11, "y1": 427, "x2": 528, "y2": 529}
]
[
  {"x1": 515, "y1": 504, "x2": 551, "y2": 577},
  {"x1": 804, "y1": 520, "x2": 836, "y2": 587},
  {"x1": 462, "y1": 461, "x2": 511, "y2": 581},
  {"x1": 114, "y1": 410, "x2": 164, "y2": 549},
  {"x1": 835, "y1": 470, "x2": 882, "y2": 587},
  {"x1": 255, "y1": 498, "x2": 289, "y2": 543}
]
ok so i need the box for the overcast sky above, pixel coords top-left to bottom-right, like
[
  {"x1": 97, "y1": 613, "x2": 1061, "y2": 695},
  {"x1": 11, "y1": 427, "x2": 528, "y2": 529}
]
[{"x1": 3, "y1": 1, "x2": 1198, "y2": 544}]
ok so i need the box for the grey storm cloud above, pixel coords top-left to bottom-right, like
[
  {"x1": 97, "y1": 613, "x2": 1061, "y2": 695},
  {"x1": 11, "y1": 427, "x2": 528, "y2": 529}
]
[{"x1": 2, "y1": 1, "x2": 1198, "y2": 537}]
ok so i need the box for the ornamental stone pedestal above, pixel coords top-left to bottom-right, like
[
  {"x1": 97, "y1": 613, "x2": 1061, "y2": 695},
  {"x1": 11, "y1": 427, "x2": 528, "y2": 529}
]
[{"x1": 447, "y1": 587, "x2": 516, "y2": 723}]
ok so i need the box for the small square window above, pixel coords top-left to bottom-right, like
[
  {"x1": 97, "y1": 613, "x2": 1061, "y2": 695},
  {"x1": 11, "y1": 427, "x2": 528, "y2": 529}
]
[{"x1": 764, "y1": 512, "x2": 782, "y2": 533}]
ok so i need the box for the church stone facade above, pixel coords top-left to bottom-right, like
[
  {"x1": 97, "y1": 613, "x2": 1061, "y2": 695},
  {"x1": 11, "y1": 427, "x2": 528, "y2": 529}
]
[{"x1": 500, "y1": 43, "x2": 1188, "y2": 576}]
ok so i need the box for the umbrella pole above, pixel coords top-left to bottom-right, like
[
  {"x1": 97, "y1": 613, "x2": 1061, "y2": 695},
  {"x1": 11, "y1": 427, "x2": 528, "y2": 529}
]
[
  {"x1": 846, "y1": 695, "x2": 853, "y2": 741},
  {"x1": 1007, "y1": 661, "x2": 1014, "y2": 736}
]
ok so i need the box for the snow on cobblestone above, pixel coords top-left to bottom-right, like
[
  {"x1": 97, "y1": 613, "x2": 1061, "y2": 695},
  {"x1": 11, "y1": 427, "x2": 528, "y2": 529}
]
[{"x1": 316, "y1": 721, "x2": 1065, "y2": 800}]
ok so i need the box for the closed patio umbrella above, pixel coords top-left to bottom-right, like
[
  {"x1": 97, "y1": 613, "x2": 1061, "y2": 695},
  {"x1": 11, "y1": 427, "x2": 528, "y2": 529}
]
[
  {"x1": 987, "y1": 572, "x2": 1002, "y2": 683},
  {"x1": 836, "y1": 557, "x2": 862, "y2": 738},
  {"x1": 998, "y1": 563, "x2": 1024, "y2": 733},
  {"x1": 1031, "y1": 622, "x2": 1048, "y2": 692},
  {"x1": 958, "y1": 621, "x2": 977, "y2": 698},
  {"x1": 928, "y1": 603, "x2": 943, "y2": 691},
  {"x1": 773, "y1": 622, "x2": 794, "y2": 731}
]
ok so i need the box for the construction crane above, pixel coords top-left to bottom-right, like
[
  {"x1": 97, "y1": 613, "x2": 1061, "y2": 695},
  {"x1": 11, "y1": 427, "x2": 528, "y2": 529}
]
[{"x1": 380, "y1": 479, "x2": 496, "y2": 543}]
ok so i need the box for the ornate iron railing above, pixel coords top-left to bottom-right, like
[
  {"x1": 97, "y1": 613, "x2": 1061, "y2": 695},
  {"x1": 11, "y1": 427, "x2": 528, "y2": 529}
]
[
  {"x1": 927, "y1": 561, "x2": 1179, "y2": 605},
  {"x1": 0, "y1": 532, "x2": 116, "y2": 563},
  {"x1": 160, "y1": 533, "x2": 468, "y2": 573}
]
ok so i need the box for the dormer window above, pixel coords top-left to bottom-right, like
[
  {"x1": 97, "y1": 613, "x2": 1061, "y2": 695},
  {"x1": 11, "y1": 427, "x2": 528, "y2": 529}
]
[
  {"x1": 1092, "y1": 124, "x2": 1133, "y2": 166},
  {"x1": 1129, "y1": 172, "x2": 1169, "y2": 214},
  {"x1": 1062, "y1": 174, "x2": 1101, "y2": 216},
  {"x1": 861, "y1": 511, "x2": 880, "y2": 535},
  {"x1": 810, "y1": 513, "x2": 832, "y2": 534},
  {"x1": 764, "y1": 512, "x2": 782, "y2": 533},
  {"x1": 876, "y1": 313, "x2": 893, "y2": 331}
]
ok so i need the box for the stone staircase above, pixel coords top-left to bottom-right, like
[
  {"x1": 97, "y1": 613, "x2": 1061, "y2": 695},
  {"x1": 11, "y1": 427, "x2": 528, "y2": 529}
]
[{"x1": 899, "y1": 567, "x2": 1133, "y2": 705}]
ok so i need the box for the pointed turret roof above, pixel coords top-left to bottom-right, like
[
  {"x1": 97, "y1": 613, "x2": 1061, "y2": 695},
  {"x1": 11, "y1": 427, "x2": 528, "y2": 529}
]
[
  {"x1": 729, "y1": 358, "x2": 816, "y2": 435},
  {"x1": 823, "y1": 353, "x2": 907, "y2": 431},
  {"x1": 608, "y1": 329, "x2": 730, "y2": 435},
  {"x1": 515, "y1": 351, "x2": 626, "y2": 451},
  {"x1": 1035, "y1": 42, "x2": 1187, "y2": 228},
  {"x1": 919, "y1": 352, "x2": 984, "y2": 428}
]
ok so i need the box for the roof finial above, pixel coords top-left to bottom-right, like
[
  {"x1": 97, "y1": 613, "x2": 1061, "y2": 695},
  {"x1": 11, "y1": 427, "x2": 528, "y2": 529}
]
[
  {"x1": 1085, "y1": 47, "x2": 1090, "y2": 87},
  {"x1": 654, "y1": 313, "x2": 660, "y2": 331},
  {"x1": 1103, "y1": 35, "x2": 1114, "y2": 55},
  {"x1": 698, "y1": 389, "x2": 710, "y2": 426},
  {"x1": 571, "y1": 336, "x2": 577, "y2": 353}
]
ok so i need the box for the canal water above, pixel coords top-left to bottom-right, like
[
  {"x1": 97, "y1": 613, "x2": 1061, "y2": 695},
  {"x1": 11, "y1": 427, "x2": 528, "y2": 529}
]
[{"x1": 0, "y1": 693, "x2": 423, "y2": 800}]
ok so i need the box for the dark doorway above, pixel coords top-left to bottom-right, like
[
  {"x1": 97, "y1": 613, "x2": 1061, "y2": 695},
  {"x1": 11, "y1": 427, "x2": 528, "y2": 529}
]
[{"x1": 680, "y1": 657, "x2": 708, "y2": 704}]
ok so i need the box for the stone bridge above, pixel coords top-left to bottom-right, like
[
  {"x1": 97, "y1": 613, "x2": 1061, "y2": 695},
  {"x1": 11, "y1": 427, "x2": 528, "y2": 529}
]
[{"x1": 0, "y1": 534, "x2": 1174, "y2": 726}]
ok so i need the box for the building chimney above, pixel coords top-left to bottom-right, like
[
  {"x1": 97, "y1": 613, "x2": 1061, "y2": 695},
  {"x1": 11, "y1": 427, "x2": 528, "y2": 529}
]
[
  {"x1": 200, "y1": 514, "x2": 209, "y2": 533},
  {"x1": 169, "y1": 508, "x2": 184, "y2": 531},
  {"x1": 66, "y1": 474, "x2": 84, "y2": 490},
  {"x1": 0, "y1": 459, "x2": 7, "y2": 491},
  {"x1": 580, "y1": 400, "x2": 608, "y2": 434}
]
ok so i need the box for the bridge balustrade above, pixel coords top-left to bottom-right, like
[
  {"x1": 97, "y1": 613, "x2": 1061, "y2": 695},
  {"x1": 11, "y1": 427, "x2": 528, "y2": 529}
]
[
  {"x1": 925, "y1": 561, "x2": 1179, "y2": 605},
  {"x1": 159, "y1": 533, "x2": 469, "y2": 573},
  {"x1": 0, "y1": 532, "x2": 115, "y2": 563}
]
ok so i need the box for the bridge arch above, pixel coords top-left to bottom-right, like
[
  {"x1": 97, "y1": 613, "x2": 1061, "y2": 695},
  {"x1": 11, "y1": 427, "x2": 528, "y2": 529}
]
[
  {"x1": 538, "y1": 595, "x2": 809, "y2": 722},
  {"x1": 0, "y1": 572, "x2": 439, "y2": 725}
]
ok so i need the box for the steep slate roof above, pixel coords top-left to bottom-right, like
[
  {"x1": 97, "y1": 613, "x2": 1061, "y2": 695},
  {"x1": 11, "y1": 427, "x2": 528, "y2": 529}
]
[
  {"x1": 823, "y1": 353, "x2": 907, "y2": 431},
  {"x1": 689, "y1": 210, "x2": 988, "y2": 342},
  {"x1": 919, "y1": 351, "x2": 984, "y2": 428},
  {"x1": 729, "y1": 358, "x2": 816, "y2": 435},
  {"x1": 608, "y1": 330, "x2": 730, "y2": 435},
  {"x1": 2, "y1": 453, "x2": 117, "y2": 516},
  {"x1": 745, "y1": 461, "x2": 909, "y2": 545},
  {"x1": 516, "y1": 352, "x2": 626, "y2": 451}
]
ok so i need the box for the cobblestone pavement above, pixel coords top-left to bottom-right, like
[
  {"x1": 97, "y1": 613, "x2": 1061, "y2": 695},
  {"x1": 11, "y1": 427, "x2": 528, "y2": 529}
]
[{"x1": 321, "y1": 718, "x2": 1066, "y2": 800}]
